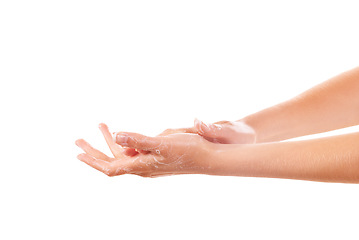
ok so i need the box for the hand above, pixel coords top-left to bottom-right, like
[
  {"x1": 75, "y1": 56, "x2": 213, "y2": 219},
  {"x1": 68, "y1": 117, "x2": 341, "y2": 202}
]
[
  {"x1": 123, "y1": 119, "x2": 256, "y2": 156},
  {"x1": 76, "y1": 123, "x2": 214, "y2": 177},
  {"x1": 154, "y1": 118, "x2": 257, "y2": 143},
  {"x1": 150, "y1": 119, "x2": 257, "y2": 144},
  {"x1": 75, "y1": 123, "x2": 132, "y2": 176},
  {"x1": 193, "y1": 119, "x2": 256, "y2": 144}
]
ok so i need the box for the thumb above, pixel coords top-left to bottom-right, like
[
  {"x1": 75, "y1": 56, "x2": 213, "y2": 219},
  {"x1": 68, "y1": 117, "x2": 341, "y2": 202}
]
[
  {"x1": 194, "y1": 118, "x2": 222, "y2": 139},
  {"x1": 116, "y1": 132, "x2": 163, "y2": 152}
]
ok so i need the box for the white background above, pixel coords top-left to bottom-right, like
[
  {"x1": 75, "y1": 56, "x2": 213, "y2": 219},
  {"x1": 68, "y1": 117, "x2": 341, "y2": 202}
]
[{"x1": 1, "y1": 0, "x2": 359, "y2": 239}]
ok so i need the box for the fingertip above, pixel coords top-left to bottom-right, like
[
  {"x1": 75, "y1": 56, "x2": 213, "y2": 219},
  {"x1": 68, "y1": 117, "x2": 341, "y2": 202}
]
[
  {"x1": 115, "y1": 132, "x2": 156, "y2": 151},
  {"x1": 116, "y1": 133, "x2": 129, "y2": 146},
  {"x1": 194, "y1": 118, "x2": 200, "y2": 125},
  {"x1": 98, "y1": 123, "x2": 108, "y2": 130},
  {"x1": 194, "y1": 118, "x2": 200, "y2": 128},
  {"x1": 75, "y1": 139, "x2": 84, "y2": 147},
  {"x1": 99, "y1": 123, "x2": 112, "y2": 138},
  {"x1": 194, "y1": 118, "x2": 205, "y2": 134},
  {"x1": 77, "y1": 153, "x2": 85, "y2": 160}
]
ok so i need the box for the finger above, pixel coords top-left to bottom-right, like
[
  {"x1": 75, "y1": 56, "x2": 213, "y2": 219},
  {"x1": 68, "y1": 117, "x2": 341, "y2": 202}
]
[
  {"x1": 148, "y1": 173, "x2": 175, "y2": 178},
  {"x1": 213, "y1": 120, "x2": 230, "y2": 125},
  {"x1": 75, "y1": 139, "x2": 111, "y2": 161},
  {"x1": 116, "y1": 132, "x2": 164, "y2": 152},
  {"x1": 123, "y1": 147, "x2": 140, "y2": 156},
  {"x1": 77, "y1": 153, "x2": 112, "y2": 175},
  {"x1": 139, "y1": 150, "x2": 150, "y2": 154},
  {"x1": 202, "y1": 135, "x2": 220, "y2": 143},
  {"x1": 194, "y1": 118, "x2": 222, "y2": 139},
  {"x1": 99, "y1": 123, "x2": 123, "y2": 157},
  {"x1": 157, "y1": 127, "x2": 196, "y2": 136},
  {"x1": 123, "y1": 148, "x2": 150, "y2": 156}
]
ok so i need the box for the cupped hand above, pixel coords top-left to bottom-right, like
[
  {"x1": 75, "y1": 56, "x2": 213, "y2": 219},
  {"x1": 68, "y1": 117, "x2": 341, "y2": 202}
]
[{"x1": 76, "y1": 123, "x2": 214, "y2": 177}]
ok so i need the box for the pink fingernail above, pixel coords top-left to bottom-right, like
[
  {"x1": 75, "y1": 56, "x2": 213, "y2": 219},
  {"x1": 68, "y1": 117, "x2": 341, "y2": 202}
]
[
  {"x1": 195, "y1": 118, "x2": 209, "y2": 134},
  {"x1": 116, "y1": 133, "x2": 129, "y2": 146},
  {"x1": 194, "y1": 118, "x2": 203, "y2": 134}
]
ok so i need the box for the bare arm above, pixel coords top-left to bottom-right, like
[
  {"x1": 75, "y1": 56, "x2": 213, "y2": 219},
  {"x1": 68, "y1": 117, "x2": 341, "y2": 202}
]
[
  {"x1": 241, "y1": 66, "x2": 359, "y2": 142},
  {"x1": 147, "y1": 67, "x2": 359, "y2": 146},
  {"x1": 76, "y1": 124, "x2": 359, "y2": 183},
  {"x1": 210, "y1": 131, "x2": 359, "y2": 183}
]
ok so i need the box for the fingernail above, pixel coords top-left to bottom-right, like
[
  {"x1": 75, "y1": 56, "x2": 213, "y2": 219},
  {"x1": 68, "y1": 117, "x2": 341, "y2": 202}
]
[
  {"x1": 75, "y1": 139, "x2": 84, "y2": 148},
  {"x1": 195, "y1": 118, "x2": 208, "y2": 134},
  {"x1": 194, "y1": 118, "x2": 202, "y2": 133},
  {"x1": 116, "y1": 133, "x2": 129, "y2": 146},
  {"x1": 77, "y1": 153, "x2": 85, "y2": 161}
]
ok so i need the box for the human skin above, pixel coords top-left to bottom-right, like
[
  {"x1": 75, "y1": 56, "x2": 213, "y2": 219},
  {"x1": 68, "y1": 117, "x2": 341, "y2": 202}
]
[
  {"x1": 242, "y1": 66, "x2": 359, "y2": 143},
  {"x1": 76, "y1": 124, "x2": 213, "y2": 177},
  {"x1": 210, "y1": 132, "x2": 359, "y2": 183},
  {"x1": 76, "y1": 66, "x2": 359, "y2": 182},
  {"x1": 122, "y1": 119, "x2": 257, "y2": 156},
  {"x1": 161, "y1": 119, "x2": 257, "y2": 144},
  {"x1": 132, "y1": 66, "x2": 359, "y2": 148},
  {"x1": 76, "y1": 124, "x2": 359, "y2": 183}
]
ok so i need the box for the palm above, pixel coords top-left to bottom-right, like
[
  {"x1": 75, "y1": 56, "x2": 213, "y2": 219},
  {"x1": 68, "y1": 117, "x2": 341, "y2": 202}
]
[
  {"x1": 76, "y1": 124, "x2": 206, "y2": 177},
  {"x1": 75, "y1": 124, "x2": 130, "y2": 176}
]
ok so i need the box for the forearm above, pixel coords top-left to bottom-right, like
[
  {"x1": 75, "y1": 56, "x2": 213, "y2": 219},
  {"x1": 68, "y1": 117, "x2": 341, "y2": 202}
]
[
  {"x1": 209, "y1": 132, "x2": 359, "y2": 183},
  {"x1": 240, "y1": 66, "x2": 359, "y2": 143}
]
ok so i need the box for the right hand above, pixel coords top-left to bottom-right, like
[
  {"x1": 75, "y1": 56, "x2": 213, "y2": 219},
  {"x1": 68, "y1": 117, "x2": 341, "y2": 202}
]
[
  {"x1": 192, "y1": 119, "x2": 257, "y2": 144},
  {"x1": 123, "y1": 118, "x2": 257, "y2": 156}
]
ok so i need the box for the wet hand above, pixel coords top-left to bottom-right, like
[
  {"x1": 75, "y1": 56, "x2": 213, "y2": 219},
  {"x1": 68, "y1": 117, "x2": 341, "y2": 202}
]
[{"x1": 76, "y1": 123, "x2": 214, "y2": 177}]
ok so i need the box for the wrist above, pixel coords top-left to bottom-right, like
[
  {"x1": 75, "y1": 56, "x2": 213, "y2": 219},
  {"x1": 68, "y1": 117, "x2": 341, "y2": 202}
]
[
  {"x1": 205, "y1": 143, "x2": 251, "y2": 176},
  {"x1": 239, "y1": 112, "x2": 280, "y2": 143},
  {"x1": 234, "y1": 119, "x2": 258, "y2": 143}
]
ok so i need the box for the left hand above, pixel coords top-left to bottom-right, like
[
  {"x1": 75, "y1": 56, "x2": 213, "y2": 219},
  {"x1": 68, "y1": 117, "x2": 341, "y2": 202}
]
[
  {"x1": 122, "y1": 118, "x2": 256, "y2": 156},
  {"x1": 76, "y1": 123, "x2": 214, "y2": 177}
]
